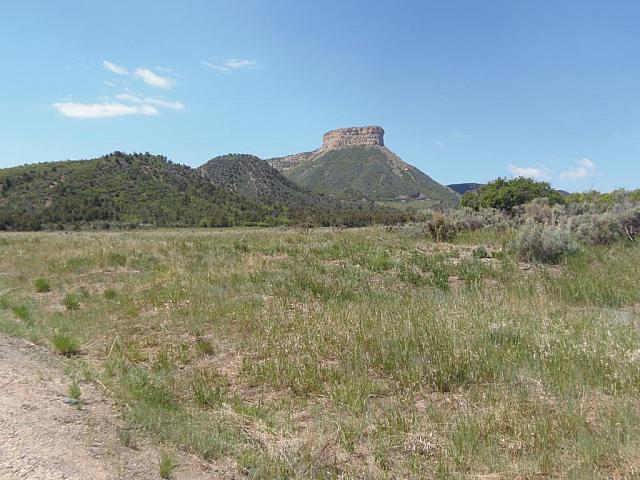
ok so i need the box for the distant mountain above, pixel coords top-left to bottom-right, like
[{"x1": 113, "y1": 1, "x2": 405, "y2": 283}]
[
  {"x1": 447, "y1": 183, "x2": 483, "y2": 195},
  {"x1": 268, "y1": 126, "x2": 459, "y2": 204}
]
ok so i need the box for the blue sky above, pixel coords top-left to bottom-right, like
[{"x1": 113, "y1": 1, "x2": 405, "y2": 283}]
[{"x1": 1, "y1": 0, "x2": 639, "y2": 191}]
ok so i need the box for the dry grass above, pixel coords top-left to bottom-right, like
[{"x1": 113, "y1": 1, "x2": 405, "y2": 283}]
[{"x1": 0, "y1": 226, "x2": 639, "y2": 478}]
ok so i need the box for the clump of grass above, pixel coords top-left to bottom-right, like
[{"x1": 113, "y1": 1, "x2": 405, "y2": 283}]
[
  {"x1": 117, "y1": 428, "x2": 137, "y2": 449},
  {"x1": 234, "y1": 238, "x2": 250, "y2": 252},
  {"x1": 472, "y1": 245, "x2": 489, "y2": 259},
  {"x1": 104, "y1": 288, "x2": 117, "y2": 300},
  {"x1": 68, "y1": 380, "x2": 81, "y2": 399},
  {"x1": 195, "y1": 338, "x2": 214, "y2": 356},
  {"x1": 159, "y1": 451, "x2": 178, "y2": 479},
  {"x1": 34, "y1": 278, "x2": 51, "y2": 293},
  {"x1": 12, "y1": 305, "x2": 31, "y2": 322},
  {"x1": 62, "y1": 293, "x2": 81, "y2": 310},
  {"x1": 52, "y1": 332, "x2": 80, "y2": 356},
  {"x1": 191, "y1": 369, "x2": 227, "y2": 407},
  {"x1": 107, "y1": 252, "x2": 127, "y2": 267}
]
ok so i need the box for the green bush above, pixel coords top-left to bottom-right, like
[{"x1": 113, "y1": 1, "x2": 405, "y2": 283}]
[
  {"x1": 34, "y1": 278, "x2": 51, "y2": 293},
  {"x1": 513, "y1": 221, "x2": 578, "y2": 264},
  {"x1": 462, "y1": 177, "x2": 564, "y2": 212}
]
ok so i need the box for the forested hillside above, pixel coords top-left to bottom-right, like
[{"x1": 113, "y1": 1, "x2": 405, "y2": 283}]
[{"x1": 0, "y1": 152, "x2": 414, "y2": 230}]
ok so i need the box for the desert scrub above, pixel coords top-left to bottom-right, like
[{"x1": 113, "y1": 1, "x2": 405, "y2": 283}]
[
  {"x1": 513, "y1": 221, "x2": 578, "y2": 263},
  {"x1": 34, "y1": 277, "x2": 51, "y2": 293},
  {"x1": 426, "y1": 212, "x2": 458, "y2": 241}
]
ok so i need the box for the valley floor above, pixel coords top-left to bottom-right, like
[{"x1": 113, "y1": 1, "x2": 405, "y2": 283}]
[{"x1": 0, "y1": 226, "x2": 639, "y2": 478}]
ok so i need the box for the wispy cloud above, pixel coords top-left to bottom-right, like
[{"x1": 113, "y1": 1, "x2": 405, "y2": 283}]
[
  {"x1": 202, "y1": 58, "x2": 260, "y2": 74},
  {"x1": 53, "y1": 102, "x2": 158, "y2": 119},
  {"x1": 103, "y1": 60, "x2": 129, "y2": 75},
  {"x1": 449, "y1": 133, "x2": 472, "y2": 139},
  {"x1": 508, "y1": 164, "x2": 550, "y2": 180},
  {"x1": 133, "y1": 68, "x2": 175, "y2": 89},
  {"x1": 560, "y1": 158, "x2": 597, "y2": 180},
  {"x1": 433, "y1": 140, "x2": 445, "y2": 149},
  {"x1": 115, "y1": 92, "x2": 184, "y2": 111}
]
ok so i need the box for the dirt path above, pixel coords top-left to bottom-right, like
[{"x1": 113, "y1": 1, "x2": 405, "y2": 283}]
[{"x1": 0, "y1": 334, "x2": 213, "y2": 480}]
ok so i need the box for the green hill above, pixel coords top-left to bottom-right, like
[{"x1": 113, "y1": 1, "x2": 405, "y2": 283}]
[
  {"x1": 198, "y1": 154, "x2": 313, "y2": 204},
  {"x1": 0, "y1": 152, "x2": 414, "y2": 230},
  {"x1": 269, "y1": 145, "x2": 459, "y2": 203},
  {"x1": 199, "y1": 153, "x2": 415, "y2": 225},
  {"x1": 0, "y1": 152, "x2": 263, "y2": 229}
]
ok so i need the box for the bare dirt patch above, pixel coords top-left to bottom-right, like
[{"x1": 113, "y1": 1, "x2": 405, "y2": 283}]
[{"x1": 0, "y1": 334, "x2": 213, "y2": 480}]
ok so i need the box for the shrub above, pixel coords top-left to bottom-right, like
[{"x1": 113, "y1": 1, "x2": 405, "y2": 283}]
[
  {"x1": 571, "y1": 214, "x2": 620, "y2": 245},
  {"x1": 34, "y1": 278, "x2": 51, "y2": 293},
  {"x1": 426, "y1": 213, "x2": 458, "y2": 242},
  {"x1": 513, "y1": 221, "x2": 578, "y2": 264},
  {"x1": 524, "y1": 198, "x2": 553, "y2": 224},
  {"x1": 52, "y1": 333, "x2": 80, "y2": 356},
  {"x1": 62, "y1": 294, "x2": 80, "y2": 310},
  {"x1": 462, "y1": 177, "x2": 564, "y2": 212}
]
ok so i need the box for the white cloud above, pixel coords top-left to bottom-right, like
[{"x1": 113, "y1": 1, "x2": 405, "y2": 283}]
[
  {"x1": 133, "y1": 68, "x2": 175, "y2": 89},
  {"x1": 103, "y1": 60, "x2": 129, "y2": 75},
  {"x1": 508, "y1": 164, "x2": 549, "y2": 180},
  {"x1": 560, "y1": 158, "x2": 597, "y2": 180},
  {"x1": 202, "y1": 58, "x2": 259, "y2": 74},
  {"x1": 53, "y1": 102, "x2": 158, "y2": 119},
  {"x1": 115, "y1": 92, "x2": 184, "y2": 111}
]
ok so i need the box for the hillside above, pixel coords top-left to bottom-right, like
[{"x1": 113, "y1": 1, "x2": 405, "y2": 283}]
[
  {"x1": 0, "y1": 152, "x2": 260, "y2": 229},
  {"x1": 448, "y1": 182, "x2": 483, "y2": 195},
  {"x1": 268, "y1": 126, "x2": 459, "y2": 203},
  {"x1": 198, "y1": 153, "x2": 414, "y2": 225},
  {"x1": 199, "y1": 153, "x2": 315, "y2": 204},
  {"x1": 0, "y1": 152, "x2": 413, "y2": 230}
]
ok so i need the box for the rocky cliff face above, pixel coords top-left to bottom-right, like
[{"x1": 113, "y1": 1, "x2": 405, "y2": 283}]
[{"x1": 321, "y1": 126, "x2": 385, "y2": 150}]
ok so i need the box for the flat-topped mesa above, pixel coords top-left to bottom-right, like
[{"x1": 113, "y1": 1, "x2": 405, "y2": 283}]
[{"x1": 321, "y1": 126, "x2": 385, "y2": 150}]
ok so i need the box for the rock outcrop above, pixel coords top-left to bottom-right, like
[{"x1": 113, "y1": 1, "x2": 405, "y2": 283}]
[{"x1": 321, "y1": 126, "x2": 385, "y2": 150}]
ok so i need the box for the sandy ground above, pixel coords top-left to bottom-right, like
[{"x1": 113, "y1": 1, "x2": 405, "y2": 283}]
[{"x1": 0, "y1": 333, "x2": 216, "y2": 480}]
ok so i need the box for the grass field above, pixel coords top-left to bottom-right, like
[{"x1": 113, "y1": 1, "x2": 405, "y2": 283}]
[{"x1": 1, "y1": 226, "x2": 639, "y2": 478}]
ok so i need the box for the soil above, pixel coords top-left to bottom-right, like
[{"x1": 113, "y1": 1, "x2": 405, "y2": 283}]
[{"x1": 0, "y1": 333, "x2": 216, "y2": 479}]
